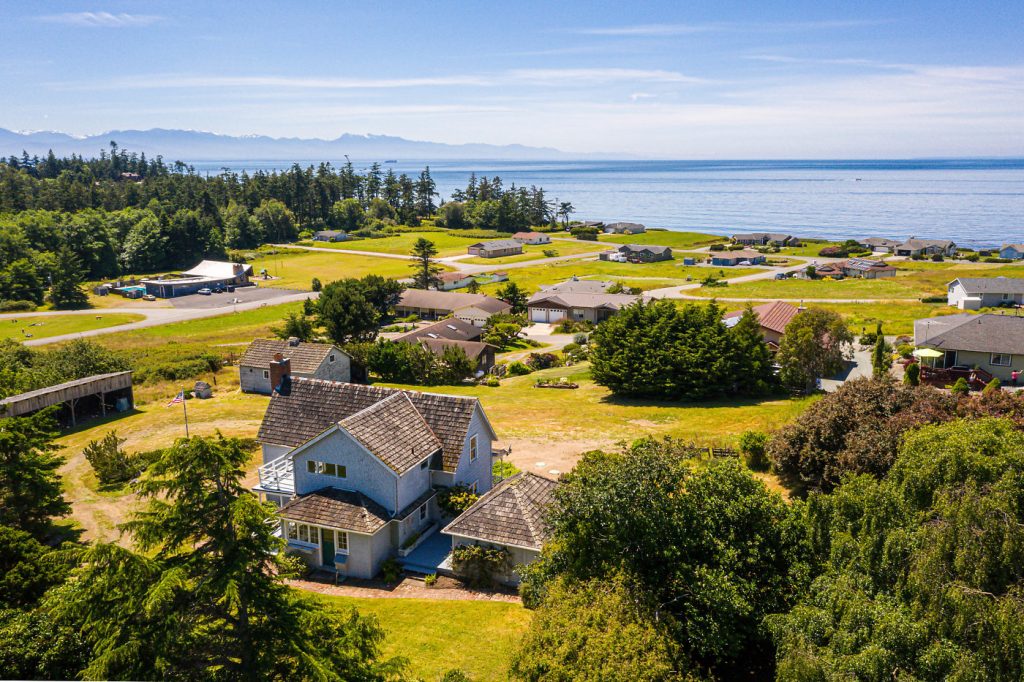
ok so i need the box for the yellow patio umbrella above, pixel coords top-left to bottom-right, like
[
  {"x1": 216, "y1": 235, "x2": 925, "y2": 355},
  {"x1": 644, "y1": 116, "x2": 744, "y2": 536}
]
[{"x1": 913, "y1": 347, "x2": 944, "y2": 367}]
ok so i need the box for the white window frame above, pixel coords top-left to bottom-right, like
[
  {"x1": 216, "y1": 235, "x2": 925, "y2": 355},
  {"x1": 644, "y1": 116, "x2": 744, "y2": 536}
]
[
  {"x1": 991, "y1": 353, "x2": 1012, "y2": 367},
  {"x1": 420, "y1": 459, "x2": 429, "y2": 470},
  {"x1": 263, "y1": 370, "x2": 270, "y2": 379},
  {"x1": 305, "y1": 460, "x2": 346, "y2": 478},
  {"x1": 418, "y1": 503, "x2": 427, "y2": 521},
  {"x1": 1002, "y1": 293, "x2": 1012, "y2": 301},
  {"x1": 335, "y1": 529, "x2": 348, "y2": 554},
  {"x1": 469, "y1": 480, "x2": 478, "y2": 494},
  {"x1": 469, "y1": 435, "x2": 478, "y2": 462}
]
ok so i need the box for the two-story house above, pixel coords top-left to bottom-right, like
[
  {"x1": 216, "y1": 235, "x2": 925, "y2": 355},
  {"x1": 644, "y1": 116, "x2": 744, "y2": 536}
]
[{"x1": 254, "y1": 377, "x2": 496, "y2": 579}]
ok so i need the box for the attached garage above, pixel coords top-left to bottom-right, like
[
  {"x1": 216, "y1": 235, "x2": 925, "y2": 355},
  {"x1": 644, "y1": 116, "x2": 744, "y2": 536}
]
[{"x1": 529, "y1": 306, "x2": 566, "y2": 323}]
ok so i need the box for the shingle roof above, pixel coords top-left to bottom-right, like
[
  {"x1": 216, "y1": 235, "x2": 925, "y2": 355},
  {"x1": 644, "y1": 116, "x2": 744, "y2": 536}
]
[
  {"x1": 513, "y1": 231, "x2": 546, "y2": 239},
  {"x1": 527, "y1": 291, "x2": 640, "y2": 310},
  {"x1": 394, "y1": 318, "x2": 481, "y2": 343},
  {"x1": 618, "y1": 244, "x2": 672, "y2": 255},
  {"x1": 257, "y1": 378, "x2": 487, "y2": 472},
  {"x1": 470, "y1": 239, "x2": 522, "y2": 250},
  {"x1": 280, "y1": 487, "x2": 391, "y2": 533},
  {"x1": 340, "y1": 393, "x2": 442, "y2": 473},
  {"x1": 716, "y1": 249, "x2": 763, "y2": 259},
  {"x1": 951, "y1": 277, "x2": 1024, "y2": 295},
  {"x1": 1002, "y1": 244, "x2": 1024, "y2": 252},
  {"x1": 723, "y1": 301, "x2": 801, "y2": 335},
  {"x1": 915, "y1": 314, "x2": 1024, "y2": 356},
  {"x1": 863, "y1": 237, "x2": 901, "y2": 247},
  {"x1": 240, "y1": 339, "x2": 344, "y2": 374},
  {"x1": 844, "y1": 257, "x2": 895, "y2": 272},
  {"x1": 898, "y1": 238, "x2": 955, "y2": 250},
  {"x1": 460, "y1": 297, "x2": 511, "y2": 314},
  {"x1": 398, "y1": 289, "x2": 501, "y2": 313},
  {"x1": 418, "y1": 338, "x2": 494, "y2": 362},
  {"x1": 443, "y1": 473, "x2": 558, "y2": 550},
  {"x1": 605, "y1": 222, "x2": 645, "y2": 231},
  {"x1": 540, "y1": 278, "x2": 614, "y2": 295}
]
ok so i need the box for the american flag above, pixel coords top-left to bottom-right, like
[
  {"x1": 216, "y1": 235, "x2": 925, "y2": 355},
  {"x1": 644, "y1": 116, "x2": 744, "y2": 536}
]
[{"x1": 166, "y1": 391, "x2": 185, "y2": 407}]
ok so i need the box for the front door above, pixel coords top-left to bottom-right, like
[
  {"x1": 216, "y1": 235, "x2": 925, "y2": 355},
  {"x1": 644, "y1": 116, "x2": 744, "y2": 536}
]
[{"x1": 321, "y1": 529, "x2": 335, "y2": 567}]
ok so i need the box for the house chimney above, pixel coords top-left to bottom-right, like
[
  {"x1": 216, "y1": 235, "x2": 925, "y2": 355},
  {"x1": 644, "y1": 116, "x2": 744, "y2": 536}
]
[{"x1": 270, "y1": 354, "x2": 291, "y2": 395}]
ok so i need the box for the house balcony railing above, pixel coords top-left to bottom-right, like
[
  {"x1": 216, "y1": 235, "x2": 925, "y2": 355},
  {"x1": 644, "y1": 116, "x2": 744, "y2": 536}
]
[{"x1": 256, "y1": 453, "x2": 295, "y2": 495}]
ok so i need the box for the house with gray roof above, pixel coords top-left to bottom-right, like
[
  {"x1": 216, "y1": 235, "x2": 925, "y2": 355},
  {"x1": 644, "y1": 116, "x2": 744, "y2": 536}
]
[
  {"x1": 947, "y1": 277, "x2": 1024, "y2": 310},
  {"x1": 467, "y1": 239, "x2": 523, "y2": 258},
  {"x1": 255, "y1": 377, "x2": 498, "y2": 579},
  {"x1": 394, "y1": 289, "x2": 511, "y2": 326},
  {"x1": 601, "y1": 244, "x2": 673, "y2": 263},
  {"x1": 527, "y1": 289, "x2": 641, "y2": 324},
  {"x1": 1000, "y1": 244, "x2": 1024, "y2": 260},
  {"x1": 914, "y1": 313, "x2": 1024, "y2": 381},
  {"x1": 895, "y1": 238, "x2": 956, "y2": 258},
  {"x1": 443, "y1": 472, "x2": 559, "y2": 585},
  {"x1": 732, "y1": 232, "x2": 796, "y2": 246},
  {"x1": 862, "y1": 237, "x2": 902, "y2": 253},
  {"x1": 239, "y1": 338, "x2": 351, "y2": 394},
  {"x1": 603, "y1": 222, "x2": 646, "y2": 234}
]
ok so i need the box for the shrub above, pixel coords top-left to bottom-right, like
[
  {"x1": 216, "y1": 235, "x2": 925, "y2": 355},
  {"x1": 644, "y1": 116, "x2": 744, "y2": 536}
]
[
  {"x1": 983, "y1": 377, "x2": 1001, "y2": 395},
  {"x1": 525, "y1": 352, "x2": 561, "y2": 370},
  {"x1": 82, "y1": 431, "x2": 141, "y2": 485},
  {"x1": 484, "y1": 377, "x2": 500, "y2": 387},
  {"x1": 931, "y1": 253, "x2": 944, "y2": 262},
  {"x1": 438, "y1": 485, "x2": 479, "y2": 516},
  {"x1": 562, "y1": 342, "x2": 588, "y2": 362},
  {"x1": 493, "y1": 459, "x2": 520, "y2": 483},
  {"x1": 962, "y1": 252, "x2": 980, "y2": 262},
  {"x1": 920, "y1": 295, "x2": 947, "y2": 303},
  {"x1": 542, "y1": 249, "x2": 558, "y2": 257},
  {"x1": 424, "y1": 573, "x2": 438, "y2": 587},
  {"x1": 818, "y1": 246, "x2": 844, "y2": 257},
  {"x1": 951, "y1": 377, "x2": 971, "y2": 396},
  {"x1": 378, "y1": 558, "x2": 402, "y2": 584},
  {"x1": 451, "y1": 544, "x2": 510, "y2": 587},
  {"x1": 709, "y1": 243, "x2": 726, "y2": 251},
  {"x1": 552, "y1": 319, "x2": 594, "y2": 334},
  {"x1": 310, "y1": 277, "x2": 322, "y2": 292},
  {"x1": 738, "y1": 430, "x2": 770, "y2": 471},
  {"x1": 904, "y1": 361, "x2": 920, "y2": 386},
  {"x1": 507, "y1": 361, "x2": 532, "y2": 376},
  {"x1": 0, "y1": 300, "x2": 37, "y2": 312}
]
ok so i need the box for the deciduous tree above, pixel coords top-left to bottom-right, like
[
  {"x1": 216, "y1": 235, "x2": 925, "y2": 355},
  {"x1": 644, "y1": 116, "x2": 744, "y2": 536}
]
[{"x1": 776, "y1": 308, "x2": 852, "y2": 393}]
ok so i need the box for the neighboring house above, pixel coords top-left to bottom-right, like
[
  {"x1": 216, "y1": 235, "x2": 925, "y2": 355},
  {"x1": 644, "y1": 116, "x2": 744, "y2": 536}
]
[
  {"x1": 395, "y1": 290, "x2": 511, "y2": 325},
  {"x1": 913, "y1": 313, "x2": 1024, "y2": 382},
  {"x1": 313, "y1": 230, "x2": 347, "y2": 242},
  {"x1": 732, "y1": 232, "x2": 796, "y2": 246},
  {"x1": 527, "y1": 291, "x2": 640, "y2": 324},
  {"x1": 710, "y1": 249, "x2": 767, "y2": 266},
  {"x1": 603, "y1": 222, "x2": 646, "y2": 234},
  {"x1": 815, "y1": 257, "x2": 896, "y2": 279},
  {"x1": 999, "y1": 244, "x2": 1024, "y2": 260},
  {"x1": 863, "y1": 237, "x2": 902, "y2": 253},
  {"x1": 417, "y1": 338, "x2": 497, "y2": 374},
  {"x1": 467, "y1": 239, "x2": 523, "y2": 258},
  {"x1": 513, "y1": 231, "x2": 551, "y2": 245},
  {"x1": 538, "y1": 277, "x2": 616, "y2": 295},
  {"x1": 255, "y1": 378, "x2": 498, "y2": 578},
  {"x1": 946, "y1": 277, "x2": 1024, "y2": 310},
  {"x1": 600, "y1": 244, "x2": 673, "y2": 263},
  {"x1": 443, "y1": 472, "x2": 558, "y2": 585},
  {"x1": 435, "y1": 272, "x2": 476, "y2": 291},
  {"x1": 394, "y1": 317, "x2": 482, "y2": 343},
  {"x1": 239, "y1": 338, "x2": 351, "y2": 394},
  {"x1": 723, "y1": 301, "x2": 801, "y2": 351},
  {"x1": 141, "y1": 260, "x2": 253, "y2": 298},
  {"x1": 895, "y1": 238, "x2": 956, "y2": 257}
]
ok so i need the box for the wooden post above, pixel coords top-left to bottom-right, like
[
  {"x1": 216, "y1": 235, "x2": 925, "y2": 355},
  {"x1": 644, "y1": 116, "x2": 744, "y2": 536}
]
[
  {"x1": 69, "y1": 398, "x2": 77, "y2": 427},
  {"x1": 100, "y1": 391, "x2": 106, "y2": 417}
]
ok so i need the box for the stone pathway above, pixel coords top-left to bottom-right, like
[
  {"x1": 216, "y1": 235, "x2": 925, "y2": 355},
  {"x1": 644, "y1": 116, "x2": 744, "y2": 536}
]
[{"x1": 289, "y1": 574, "x2": 520, "y2": 602}]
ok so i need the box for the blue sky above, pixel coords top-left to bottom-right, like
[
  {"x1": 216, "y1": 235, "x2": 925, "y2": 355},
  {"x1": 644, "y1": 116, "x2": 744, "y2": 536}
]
[{"x1": 2, "y1": 0, "x2": 1022, "y2": 157}]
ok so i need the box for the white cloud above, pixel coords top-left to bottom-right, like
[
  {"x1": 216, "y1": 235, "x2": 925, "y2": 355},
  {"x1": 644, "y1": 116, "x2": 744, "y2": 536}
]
[
  {"x1": 38, "y1": 12, "x2": 164, "y2": 28},
  {"x1": 572, "y1": 20, "x2": 886, "y2": 36},
  {"x1": 507, "y1": 68, "x2": 706, "y2": 85}
]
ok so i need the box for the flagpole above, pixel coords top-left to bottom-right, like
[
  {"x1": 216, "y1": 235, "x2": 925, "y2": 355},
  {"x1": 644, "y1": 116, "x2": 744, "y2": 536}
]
[{"x1": 182, "y1": 387, "x2": 190, "y2": 438}]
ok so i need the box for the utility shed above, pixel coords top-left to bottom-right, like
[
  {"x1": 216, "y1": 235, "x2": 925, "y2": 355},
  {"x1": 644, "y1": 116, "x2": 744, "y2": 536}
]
[{"x1": 0, "y1": 371, "x2": 134, "y2": 426}]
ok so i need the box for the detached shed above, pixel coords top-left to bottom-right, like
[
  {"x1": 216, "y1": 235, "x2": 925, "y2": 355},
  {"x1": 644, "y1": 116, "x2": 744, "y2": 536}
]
[{"x1": 0, "y1": 371, "x2": 134, "y2": 426}]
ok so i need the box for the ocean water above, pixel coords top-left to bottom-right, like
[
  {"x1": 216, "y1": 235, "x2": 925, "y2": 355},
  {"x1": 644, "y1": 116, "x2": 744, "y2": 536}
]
[{"x1": 196, "y1": 159, "x2": 1024, "y2": 247}]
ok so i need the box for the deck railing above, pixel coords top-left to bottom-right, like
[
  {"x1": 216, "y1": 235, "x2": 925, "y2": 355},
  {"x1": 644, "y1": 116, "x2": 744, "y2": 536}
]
[{"x1": 257, "y1": 453, "x2": 295, "y2": 494}]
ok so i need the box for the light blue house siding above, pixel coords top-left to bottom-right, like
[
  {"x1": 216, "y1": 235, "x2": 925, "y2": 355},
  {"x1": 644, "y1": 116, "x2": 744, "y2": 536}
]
[
  {"x1": 451, "y1": 406, "x2": 494, "y2": 493},
  {"x1": 1000, "y1": 246, "x2": 1024, "y2": 260},
  {"x1": 293, "y1": 429, "x2": 398, "y2": 512}
]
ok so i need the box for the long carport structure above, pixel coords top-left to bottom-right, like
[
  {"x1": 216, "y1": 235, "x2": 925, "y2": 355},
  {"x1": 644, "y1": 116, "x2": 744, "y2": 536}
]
[{"x1": 0, "y1": 371, "x2": 134, "y2": 426}]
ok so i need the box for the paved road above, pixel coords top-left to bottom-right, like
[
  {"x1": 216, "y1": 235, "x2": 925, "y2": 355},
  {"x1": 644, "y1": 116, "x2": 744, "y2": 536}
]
[{"x1": 2, "y1": 290, "x2": 318, "y2": 347}]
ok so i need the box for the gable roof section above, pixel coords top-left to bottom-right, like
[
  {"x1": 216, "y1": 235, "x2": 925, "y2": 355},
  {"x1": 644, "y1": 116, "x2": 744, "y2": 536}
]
[
  {"x1": 540, "y1": 278, "x2": 614, "y2": 295},
  {"x1": 527, "y1": 291, "x2": 640, "y2": 310},
  {"x1": 915, "y1": 314, "x2": 1024, "y2": 356},
  {"x1": 443, "y1": 472, "x2": 559, "y2": 550},
  {"x1": 618, "y1": 244, "x2": 672, "y2": 255},
  {"x1": 257, "y1": 378, "x2": 487, "y2": 472},
  {"x1": 1001, "y1": 244, "x2": 1024, "y2": 252},
  {"x1": 470, "y1": 239, "x2": 522, "y2": 250},
  {"x1": 723, "y1": 301, "x2": 800, "y2": 335},
  {"x1": 899, "y1": 238, "x2": 954, "y2": 250},
  {"x1": 280, "y1": 487, "x2": 391, "y2": 534},
  {"x1": 398, "y1": 289, "x2": 499, "y2": 313},
  {"x1": 418, "y1": 338, "x2": 494, "y2": 362},
  {"x1": 240, "y1": 338, "x2": 344, "y2": 373},
  {"x1": 340, "y1": 393, "x2": 442, "y2": 473},
  {"x1": 460, "y1": 297, "x2": 511, "y2": 314},
  {"x1": 951, "y1": 277, "x2": 1024, "y2": 295},
  {"x1": 394, "y1": 317, "x2": 481, "y2": 343}
]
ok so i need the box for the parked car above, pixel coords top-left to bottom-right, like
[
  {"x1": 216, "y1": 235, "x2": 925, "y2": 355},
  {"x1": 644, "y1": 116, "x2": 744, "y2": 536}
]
[
  {"x1": 142, "y1": 294, "x2": 156, "y2": 301},
  {"x1": 211, "y1": 285, "x2": 224, "y2": 293},
  {"x1": 198, "y1": 288, "x2": 212, "y2": 295}
]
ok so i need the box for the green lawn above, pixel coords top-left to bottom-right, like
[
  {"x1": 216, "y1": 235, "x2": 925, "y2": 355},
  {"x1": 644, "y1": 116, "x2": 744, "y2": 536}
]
[
  {"x1": 301, "y1": 230, "x2": 500, "y2": 258},
  {"x1": 0, "y1": 313, "x2": 144, "y2": 341},
  {"x1": 384, "y1": 363, "x2": 815, "y2": 444},
  {"x1": 319, "y1": 595, "x2": 530, "y2": 682},
  {"x1": 248, "y1": 250, "x2": 435, "y2": 289},
  {"x1": 599, "y1": 230, "x2": 726, "y2": 249},
  {"x1": 689, "y1": 261, "x2": 1024, "y2": 301},
  {"x1": 481, "y1": 259, "x2": 767, "y2": 294},
  {"x1": 777, "y1": 239, "x2": 845, "y2": 257}
]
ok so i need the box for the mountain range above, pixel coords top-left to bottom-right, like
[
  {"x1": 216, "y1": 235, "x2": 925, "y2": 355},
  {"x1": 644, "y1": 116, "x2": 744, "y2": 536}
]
[{"x1": 0, "y1": 128, "x2": 574, "y2": 162}]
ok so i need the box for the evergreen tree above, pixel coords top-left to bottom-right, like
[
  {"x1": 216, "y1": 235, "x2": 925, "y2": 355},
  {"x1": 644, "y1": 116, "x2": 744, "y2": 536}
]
[
  {"x1": 46, "y1": 246, "x2": 89, "y2": 309},
  {"x1": 729, "y1": 305, "x2": 777, "y2": 395},
  {"x1": 48, "y1": 435, "x2": 403, "y2": 680},
  {"x1": 409, "y1": 238, "x2": 442, "y2": 289},
  {"x1": 871, "y1": 323, "x2": 892, "y2": 378},
  {"x1": 0, "y1": 409, "x2": 70, "y2": 538},
  {"x1": 317, "y1": 279, "x2": 381, "y2": 345},
  {"x1": 495, "y1": 281, "x2": 528, "y2": 314},
  {"x1": 776, "y1": 308, "x2": 853, "y2": 393}
]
